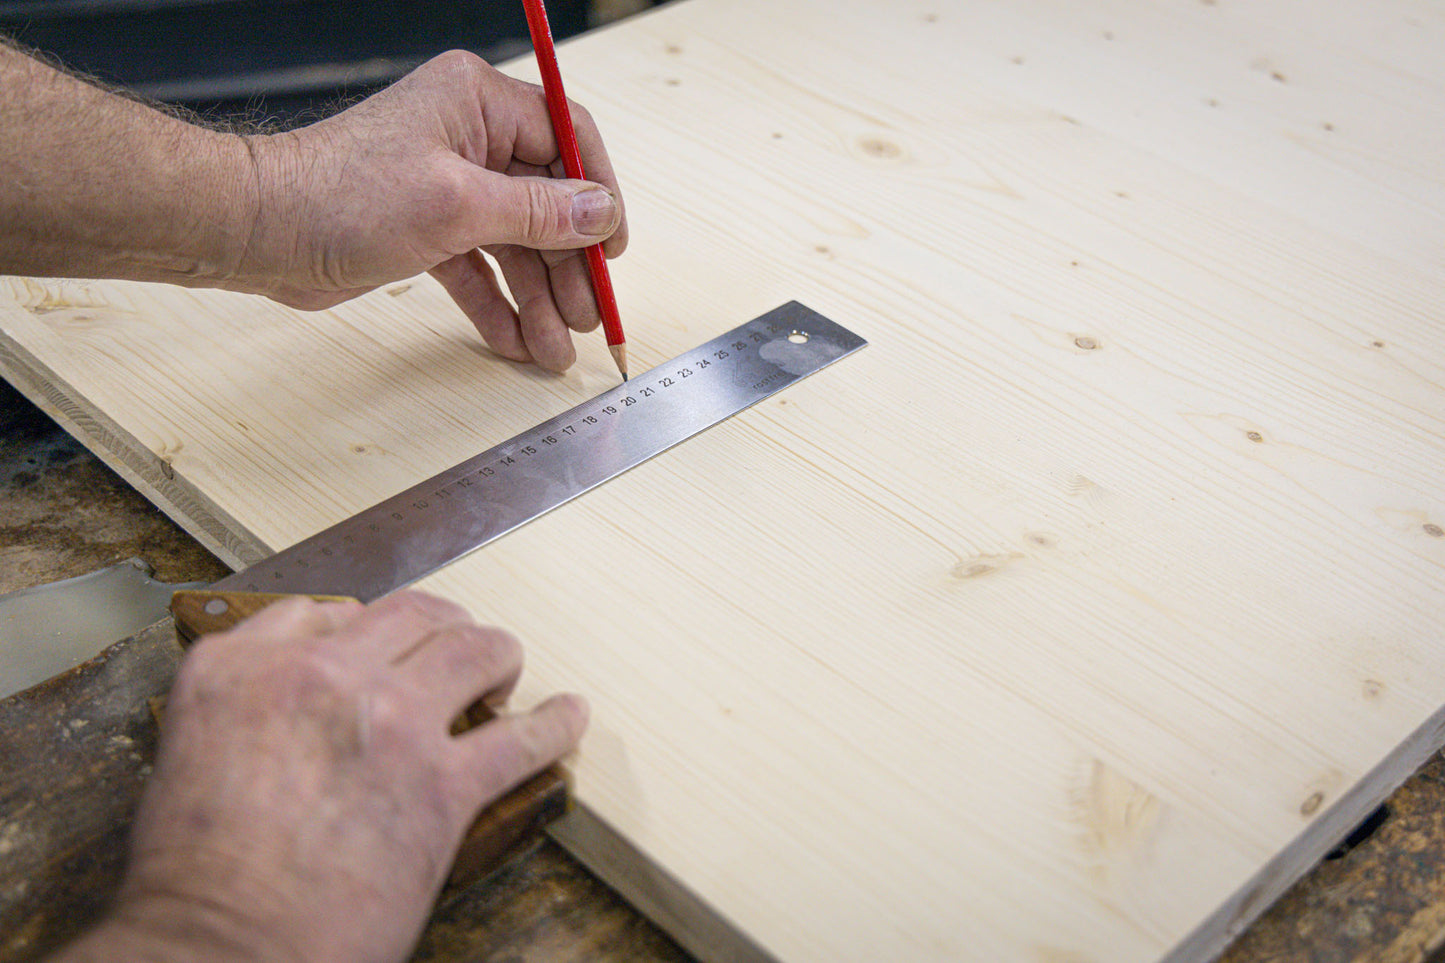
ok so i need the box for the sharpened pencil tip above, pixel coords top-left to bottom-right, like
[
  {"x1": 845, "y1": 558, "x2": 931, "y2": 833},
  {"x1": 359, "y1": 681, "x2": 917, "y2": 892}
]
[{"x1": 609, "y1": 343, "x2": 628, "y2": 383}]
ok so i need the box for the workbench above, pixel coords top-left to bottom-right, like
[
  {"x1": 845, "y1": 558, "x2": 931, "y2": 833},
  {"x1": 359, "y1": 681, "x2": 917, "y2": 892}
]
[{"x1": 2, "y1": 378, "x2": 1444, "y2": 962}]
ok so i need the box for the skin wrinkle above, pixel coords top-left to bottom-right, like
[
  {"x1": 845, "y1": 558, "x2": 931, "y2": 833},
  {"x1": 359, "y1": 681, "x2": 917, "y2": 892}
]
[{"x1": 230, "y1": 136, "x2": 267, "y2": 285}]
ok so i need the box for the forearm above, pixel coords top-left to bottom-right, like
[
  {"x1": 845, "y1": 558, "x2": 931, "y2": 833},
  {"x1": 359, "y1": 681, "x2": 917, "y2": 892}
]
[{"x1": 0, "y1": 41, "x2": 257, "y2": 285}]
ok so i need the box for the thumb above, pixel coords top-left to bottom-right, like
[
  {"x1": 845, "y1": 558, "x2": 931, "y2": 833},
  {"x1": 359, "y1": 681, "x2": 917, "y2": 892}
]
[{"x1": 457, "y1": 165, "x2": 621, "y2": 250}]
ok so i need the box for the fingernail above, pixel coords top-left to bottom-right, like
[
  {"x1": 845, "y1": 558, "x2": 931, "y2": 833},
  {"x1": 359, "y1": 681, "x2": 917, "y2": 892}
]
[{"x1": 571, "y1": 189, "x2": 618, "y2": 237}]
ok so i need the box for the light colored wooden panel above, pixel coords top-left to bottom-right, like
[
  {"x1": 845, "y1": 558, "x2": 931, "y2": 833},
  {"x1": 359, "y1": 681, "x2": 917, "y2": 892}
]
[{"x1": 2, "y1": 1, "x2": 1443, "y2": 960}]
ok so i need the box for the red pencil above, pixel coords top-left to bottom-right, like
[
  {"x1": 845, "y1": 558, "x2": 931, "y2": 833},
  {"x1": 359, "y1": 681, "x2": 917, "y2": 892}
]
[{"x1": 521, "y1": 0, "x2": 628, "y2": 381}]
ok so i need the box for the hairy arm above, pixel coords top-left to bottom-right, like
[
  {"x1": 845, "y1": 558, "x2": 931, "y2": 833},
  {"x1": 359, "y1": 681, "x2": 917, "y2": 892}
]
[
  {"x1": 0, "y1": 40, "x2": 256, "y2": 286},
  {"x1": 0, "y1": 41, "x2": 628, "y2": 371}
]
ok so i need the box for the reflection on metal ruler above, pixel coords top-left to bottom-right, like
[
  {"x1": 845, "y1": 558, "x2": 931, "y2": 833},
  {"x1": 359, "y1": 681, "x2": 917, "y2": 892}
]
[{"x1": 218, "y1": 302, "x2": 867, "y2": 599}]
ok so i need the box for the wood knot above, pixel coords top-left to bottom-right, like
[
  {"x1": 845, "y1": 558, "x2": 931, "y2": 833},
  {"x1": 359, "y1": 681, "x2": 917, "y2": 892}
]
[
  {"x1": 950, "y1": 552, "x2": 1022, "y2": 581},
  {"x1": 1073, "y1": 335, "x2": 1100, "y2": 350},
  {"x1": 1300, "y1": 791, "x2": 1325, "y2": 816},
  {"x1": 857, "y1": 135, "x2": 904, "y2": 160}
]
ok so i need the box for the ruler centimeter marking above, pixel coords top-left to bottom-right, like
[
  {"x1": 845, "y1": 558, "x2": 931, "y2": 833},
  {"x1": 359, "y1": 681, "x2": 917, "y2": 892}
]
[{"x1": 216, "y1": 302, "x2": 866, "y2": 601}]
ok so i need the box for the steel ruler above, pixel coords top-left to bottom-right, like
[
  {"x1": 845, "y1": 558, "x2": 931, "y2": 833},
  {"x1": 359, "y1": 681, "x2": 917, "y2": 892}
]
[{"x1": 216, "y1": 302, "x2": 866, "y2": 599}]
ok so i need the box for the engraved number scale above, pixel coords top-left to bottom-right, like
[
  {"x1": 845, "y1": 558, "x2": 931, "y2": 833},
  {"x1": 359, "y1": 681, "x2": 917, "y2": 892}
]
[{"x1": 215, "y1": 302, "x2": 867, "y2": 600}]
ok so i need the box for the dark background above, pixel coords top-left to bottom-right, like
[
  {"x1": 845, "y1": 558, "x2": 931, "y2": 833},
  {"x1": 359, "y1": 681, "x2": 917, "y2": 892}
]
[{"x1": 0, "y1": 0, "x2": 658, "y2": 126}]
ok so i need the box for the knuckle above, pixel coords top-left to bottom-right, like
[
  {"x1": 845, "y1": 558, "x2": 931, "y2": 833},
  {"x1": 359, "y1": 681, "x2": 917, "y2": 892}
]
[
  {"x1": 434, "y1": 624, "x2": 520, "y2": 685},
  {"x1": 522, "y1": 179, "x2": 571, "y2": 245},
  {"x1": 363, "y1": 690, "x2": 416, "y2": 745},
  {"x1": 280, "y1": 644, "x2": 347, "y2": 695},
  {"x1": 475, "y1": 625, "x2": 522, "y2": 664},
  {"x1": 385, "y1": 589, "x2": 466, "y2": 624},
  {"x1": 568, "y1": 99, "x2": 595, "y2": 129},
  {"x1": 430, "y1": 48, "x2": 485, "y2": 81}
]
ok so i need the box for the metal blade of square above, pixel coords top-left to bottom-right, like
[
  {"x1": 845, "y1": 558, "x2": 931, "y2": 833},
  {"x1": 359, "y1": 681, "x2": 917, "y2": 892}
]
[{"x1": 215, "y1": 302, "x2": 866, "y2": 599}]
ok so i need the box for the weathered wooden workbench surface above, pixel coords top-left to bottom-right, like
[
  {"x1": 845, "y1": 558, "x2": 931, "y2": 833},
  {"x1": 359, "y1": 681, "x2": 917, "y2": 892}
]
[
  {"x1": 3, "y1": 379, "x2": 1445, "y2": 963},
  {"x1": 2, "y1": 0, "x2": 1444, "y2": 959}
]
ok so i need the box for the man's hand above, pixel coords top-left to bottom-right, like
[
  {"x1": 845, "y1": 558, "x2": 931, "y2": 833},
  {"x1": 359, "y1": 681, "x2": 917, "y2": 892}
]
[
  {"x1": 237, "y1": 51, "x2": 629, "y2": 372},
  {"x1": 55, "y1": 591, "x2": 588, "y2": 963},
  {"x1": 0, "y1": 43, "x2": 627, "y2": 373}
]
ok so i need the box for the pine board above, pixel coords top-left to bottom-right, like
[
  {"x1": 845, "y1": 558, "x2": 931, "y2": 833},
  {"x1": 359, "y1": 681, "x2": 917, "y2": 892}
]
[{"x1": 2, "y1": 1, "x2": 1443, "y2": 960}]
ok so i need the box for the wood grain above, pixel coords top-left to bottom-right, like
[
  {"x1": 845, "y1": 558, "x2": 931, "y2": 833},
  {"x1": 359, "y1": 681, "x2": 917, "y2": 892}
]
[{"x1": 2, "y1": 1, "x2": 1443, "y2": 960}]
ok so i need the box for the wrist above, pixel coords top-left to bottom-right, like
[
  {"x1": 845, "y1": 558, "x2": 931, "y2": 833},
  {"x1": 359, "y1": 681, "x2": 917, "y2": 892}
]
[
  {"x1": 51, "y1": 893, "x2": 290, "y2": 963},
  {"x1": 223, "y1": 130, "x2": 305, "y2": 301},
  {"x1": 124, "y1": 126, "x2": 262, "y2": 289}
]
